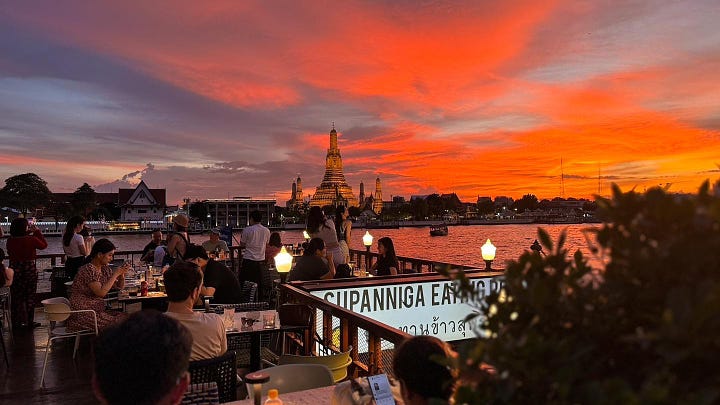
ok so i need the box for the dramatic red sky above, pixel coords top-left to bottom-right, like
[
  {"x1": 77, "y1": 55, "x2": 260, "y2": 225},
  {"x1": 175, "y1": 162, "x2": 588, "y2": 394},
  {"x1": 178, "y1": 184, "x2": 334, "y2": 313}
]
[{"x1": 1, "y1": 1, "x2": 719, "y2": 204}]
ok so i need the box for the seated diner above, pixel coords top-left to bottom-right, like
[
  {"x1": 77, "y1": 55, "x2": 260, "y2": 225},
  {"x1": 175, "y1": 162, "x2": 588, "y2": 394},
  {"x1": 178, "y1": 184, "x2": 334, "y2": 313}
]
[
  {"x1": 68, "y1": 238, "x2": 128, "y2": 332},
  {"x1": 286, "y1": 237, "x2": 336, "y2": 282},
  {"x1": 370, "y1": 237, "x2": 399, "y2": 276},
  {"x1": 184, "y1": 244, "x2": 244, "y2": 304},
  {"x1": 164, "y1": 261, "x2": 227, "y2": 361}
]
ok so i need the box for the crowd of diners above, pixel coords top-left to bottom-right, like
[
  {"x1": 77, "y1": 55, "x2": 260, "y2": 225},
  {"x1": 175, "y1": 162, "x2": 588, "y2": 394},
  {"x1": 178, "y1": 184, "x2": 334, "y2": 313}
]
[{"x1": 1, "y1": 209, "x2": 452, "y2": 403}]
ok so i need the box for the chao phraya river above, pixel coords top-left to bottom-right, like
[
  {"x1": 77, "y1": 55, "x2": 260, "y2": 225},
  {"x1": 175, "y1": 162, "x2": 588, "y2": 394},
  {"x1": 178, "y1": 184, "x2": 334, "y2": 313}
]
[{"x1": 40, "y1": 224, "x2": 602, "y2": 269}]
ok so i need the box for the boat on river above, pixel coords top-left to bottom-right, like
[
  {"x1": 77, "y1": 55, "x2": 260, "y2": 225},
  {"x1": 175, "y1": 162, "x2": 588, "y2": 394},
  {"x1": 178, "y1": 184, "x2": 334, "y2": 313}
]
[{"x1": 429, "y1": 224, "x2": 448, "y2": 236}]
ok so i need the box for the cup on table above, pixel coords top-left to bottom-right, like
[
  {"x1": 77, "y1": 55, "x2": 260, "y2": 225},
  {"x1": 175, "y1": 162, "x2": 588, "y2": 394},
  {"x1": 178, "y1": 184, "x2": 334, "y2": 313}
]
[
  {"x1": 223, "y1": 308, "x2": 235, "y2": 330},
  {"x1": 262, "y1": 312, "x2": 276, "y2": 329}
]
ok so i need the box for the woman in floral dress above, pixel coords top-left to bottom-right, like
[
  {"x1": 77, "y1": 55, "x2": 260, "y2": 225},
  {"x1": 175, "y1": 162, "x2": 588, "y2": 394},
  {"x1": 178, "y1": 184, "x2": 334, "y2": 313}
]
[{"x1": 68, "y1": 238, "x2": 128, "y2": 331}]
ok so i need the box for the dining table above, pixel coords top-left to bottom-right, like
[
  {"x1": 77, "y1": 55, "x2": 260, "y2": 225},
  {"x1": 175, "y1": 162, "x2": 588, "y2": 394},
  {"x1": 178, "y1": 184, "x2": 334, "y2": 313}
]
[
  {"x1": 225, "y1": 384, "x2": 335, "y2": 405},
  {"x1": 225, "y1": 309, "x2": 309, "y2": 372}
]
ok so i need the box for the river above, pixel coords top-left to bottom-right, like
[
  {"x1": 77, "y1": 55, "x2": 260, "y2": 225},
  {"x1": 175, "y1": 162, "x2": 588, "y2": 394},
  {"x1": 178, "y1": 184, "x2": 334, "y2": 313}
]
[{"x1": 36, "y1": 223, "x2": 604, "y2": 269}]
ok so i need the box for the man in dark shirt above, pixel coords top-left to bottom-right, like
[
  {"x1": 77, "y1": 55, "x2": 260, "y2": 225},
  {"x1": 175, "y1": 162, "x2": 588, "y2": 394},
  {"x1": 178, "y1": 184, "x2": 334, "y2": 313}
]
[
  {"x1": 184, "y1": 244, "x2": 244, "y2": 304},
  {"x1": 141, "y1": 229, "x2": 163, "y2": 262}
]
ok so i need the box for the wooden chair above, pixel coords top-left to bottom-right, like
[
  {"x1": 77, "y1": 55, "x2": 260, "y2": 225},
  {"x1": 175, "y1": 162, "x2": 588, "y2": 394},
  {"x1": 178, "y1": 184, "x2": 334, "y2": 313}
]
[
  {"x1": 40, "y1": 297, "x2": 98, "y2": 387},
  {"x1": 278, "y1": 346, "x2": 353, "y2": 383},
  {"x1": 244, "y1": 363, "x2": 334, "y2": 398},
  {"x1": 188, "y1": 350, "x2": 237, "y2": 403},
  {"x1": 278, "y1": 303, "x2": 314, "y2": 356}
]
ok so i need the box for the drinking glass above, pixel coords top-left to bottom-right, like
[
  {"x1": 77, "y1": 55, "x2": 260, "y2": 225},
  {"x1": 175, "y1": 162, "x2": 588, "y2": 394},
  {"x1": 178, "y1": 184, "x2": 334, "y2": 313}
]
[
  {"x1": 262, "y1": 312, "x2": 277, "y2": 329},
  {"x1": 223, "y1": 308, "x2": 235, "y2": 330}
]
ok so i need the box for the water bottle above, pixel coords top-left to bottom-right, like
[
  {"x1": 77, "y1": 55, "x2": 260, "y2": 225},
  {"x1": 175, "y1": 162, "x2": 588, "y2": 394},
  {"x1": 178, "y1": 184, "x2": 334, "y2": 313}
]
[{"x1": 264, "y1": 389, "x2": 282, "y2": 405}]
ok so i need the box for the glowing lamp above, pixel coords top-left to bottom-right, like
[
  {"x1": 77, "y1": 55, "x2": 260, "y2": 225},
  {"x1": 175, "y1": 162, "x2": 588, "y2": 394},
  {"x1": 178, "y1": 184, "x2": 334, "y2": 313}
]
[
  {"x1": 362, "y1": 231, "x2": 374, "y2": 251},
  {"x1": 302, "y1": 230, "x2": 310, "y2": 241},
  {"x1": 481, "y1": 239, "x2": 496, "y2": 271},
  {"x1": 274, "y1": 246, "x2": 293, "y2": 273}
]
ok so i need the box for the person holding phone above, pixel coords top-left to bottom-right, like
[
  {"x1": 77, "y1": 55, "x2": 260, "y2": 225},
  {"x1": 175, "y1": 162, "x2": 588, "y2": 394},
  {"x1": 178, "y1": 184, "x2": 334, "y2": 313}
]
[
  {"x1": 6, "y1": 217, "x2": 47, "y2": 328},
  {"x1": 68, "y1": 238, "x2": 128, "y2": 332}
]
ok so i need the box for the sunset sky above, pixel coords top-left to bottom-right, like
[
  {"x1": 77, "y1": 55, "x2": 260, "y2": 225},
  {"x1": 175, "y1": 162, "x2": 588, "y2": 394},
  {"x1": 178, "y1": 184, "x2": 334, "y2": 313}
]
[{"x1": 1, "y1": 1, "x2": 719, "y2": 205}]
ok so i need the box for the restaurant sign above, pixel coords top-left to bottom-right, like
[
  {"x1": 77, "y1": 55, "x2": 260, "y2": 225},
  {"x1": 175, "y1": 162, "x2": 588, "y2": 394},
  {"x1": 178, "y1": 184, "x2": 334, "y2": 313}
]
[{"x1": 310, "y1": 274, "x2": 504, "y2": 341}]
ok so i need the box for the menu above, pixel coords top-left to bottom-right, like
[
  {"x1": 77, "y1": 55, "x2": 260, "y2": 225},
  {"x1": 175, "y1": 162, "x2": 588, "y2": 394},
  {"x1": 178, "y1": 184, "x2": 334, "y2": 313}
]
[{"x1": 367, "y1": 374, "x2": 395, "y2": 405}]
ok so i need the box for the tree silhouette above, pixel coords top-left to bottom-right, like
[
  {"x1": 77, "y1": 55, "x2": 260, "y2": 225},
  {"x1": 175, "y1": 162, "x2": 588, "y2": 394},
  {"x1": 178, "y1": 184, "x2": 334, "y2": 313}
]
[
  {"x1": 71, "y1": 183, "x2": 97, "y2": 217},
  {"x1": 0, "y1": 173, "x2": 52, "y2": 215}
]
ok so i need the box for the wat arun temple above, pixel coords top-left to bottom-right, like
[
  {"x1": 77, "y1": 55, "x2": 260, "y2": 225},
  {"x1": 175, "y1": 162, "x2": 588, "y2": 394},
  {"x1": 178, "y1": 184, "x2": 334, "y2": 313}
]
[{"x1": 286, "y1": 125, "x2": 382, "y2": 213}]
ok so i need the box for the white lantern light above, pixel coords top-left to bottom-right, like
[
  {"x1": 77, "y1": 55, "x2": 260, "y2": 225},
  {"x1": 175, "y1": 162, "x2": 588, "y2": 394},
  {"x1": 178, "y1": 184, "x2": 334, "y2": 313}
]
[
  {"x1": 302, "y1": 230, "x2": 310, "y2": 240},
  {"x1": 481, "y1": 239, "x2": 496, "y2": 270},
  {"x1": 362, "y1": 231, "x2": 373, "y2": 249},
  {"x1": 274, "y1": 246, "x2": 293, "y2": 273}
]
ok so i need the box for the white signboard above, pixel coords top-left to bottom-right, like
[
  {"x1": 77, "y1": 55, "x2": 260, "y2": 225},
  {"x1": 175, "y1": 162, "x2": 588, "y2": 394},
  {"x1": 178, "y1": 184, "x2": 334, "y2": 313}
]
[{"x1": 310, "y1": 275, "x2": 504, "y2": 341}]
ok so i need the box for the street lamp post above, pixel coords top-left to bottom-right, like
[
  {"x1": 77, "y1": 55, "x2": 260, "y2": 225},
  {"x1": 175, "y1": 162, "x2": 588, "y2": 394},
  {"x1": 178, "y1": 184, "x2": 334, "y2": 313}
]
[
  {"x1": 207, "y1": 213, "x2": 211, "y2": 229},
  {"x1": 481, "y1": 239, "x2": 496, "y2": 271}
]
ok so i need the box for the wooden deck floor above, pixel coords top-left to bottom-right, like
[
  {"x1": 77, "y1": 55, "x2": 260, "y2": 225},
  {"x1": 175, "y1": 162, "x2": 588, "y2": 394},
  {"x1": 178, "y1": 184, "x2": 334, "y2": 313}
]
[{"x1": 0, "y1": 309, "x2": 97, "y2": 405}]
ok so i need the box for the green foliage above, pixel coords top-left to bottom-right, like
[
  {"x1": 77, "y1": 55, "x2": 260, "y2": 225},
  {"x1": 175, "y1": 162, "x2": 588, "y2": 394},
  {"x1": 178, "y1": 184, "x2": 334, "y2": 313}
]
[
  {"x1": 0, "y1": 173, "x2": 53, "y2": 214},
  {"x1": 449, "y1": 180, "x2": 720, "y2": 404}
]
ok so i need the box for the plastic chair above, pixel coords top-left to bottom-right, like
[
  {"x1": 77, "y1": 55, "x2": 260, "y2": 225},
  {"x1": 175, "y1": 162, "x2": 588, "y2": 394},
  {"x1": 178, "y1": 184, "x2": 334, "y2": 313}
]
[
  {"x1": 244, "y1": 363, "x2": 334, "y2": 398},
  {"x1": 40, "y1": 297, "x2": 98, "y2": 387},
  {"x1": 188, "y1": 350, "x2": 237, "y2": 403},
  {"x1": 279, "y1": 346, "x2": 353, "y2": 383}
]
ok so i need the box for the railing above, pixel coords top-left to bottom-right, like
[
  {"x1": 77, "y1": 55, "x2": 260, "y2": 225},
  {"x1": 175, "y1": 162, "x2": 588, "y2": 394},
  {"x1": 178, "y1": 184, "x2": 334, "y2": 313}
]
[
  {"x1": 349, "y1": 248, "x2": 475, "y2": 274},
  {"x1": 279, "y1": 281, "x2": 411, "y2": 378}
]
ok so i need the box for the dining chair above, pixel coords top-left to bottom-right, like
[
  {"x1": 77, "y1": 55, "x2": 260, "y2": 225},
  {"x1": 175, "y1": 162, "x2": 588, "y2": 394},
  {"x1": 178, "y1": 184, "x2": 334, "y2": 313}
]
[
  {"x1": 239, "y1": 280, "x2": 258, "y2": 303},
  {"x1": 278, "y1": 303, "x2": 314, "y2": 356},
  {"x1": 0, "y1": 286, "x2": 12, "y2": 341},
  {"x1": 0, "y1": 288, "x2": 9, "y2": 368},
  {"x1": 278, "y1": 346, "x2": 353, "y2": 383},
  {"x1": 40, "y1": 297, "x2": 98, "y2": 387},
  {"x1": 188, "y1": 350, "x2": 237, "y2": 403},
  {"x1": 244, "y1": 363, "x2": 334, "y2": 399},
  {"x1": 180, "y1": 381, "x2": 220, "y2": 405}
]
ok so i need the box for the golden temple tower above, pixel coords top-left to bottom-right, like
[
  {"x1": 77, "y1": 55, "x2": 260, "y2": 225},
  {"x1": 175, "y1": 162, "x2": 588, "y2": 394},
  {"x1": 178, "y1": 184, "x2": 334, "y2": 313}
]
[
  {"x1": 309, "y1": 125, "x2": 358, "y2": 207},
  {"x1": 373, "y1": 177, "x2": 383, "y2": 213}
]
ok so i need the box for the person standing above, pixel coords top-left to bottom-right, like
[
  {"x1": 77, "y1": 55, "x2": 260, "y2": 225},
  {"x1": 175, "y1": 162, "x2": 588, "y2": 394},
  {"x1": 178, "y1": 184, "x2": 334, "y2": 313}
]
[
  {"x1": 334, "y1": 205, "x2": 352, "y2": 264},
  {"x1": 307, "y1": 206, "x2": 345, "y2": 268},
  {"x1": 239, "y1": 211, "x2": 270, "y2": 301},
  {"x1": 62, "y1": 215, "x2": 88, "y2": 280},
  {"x1": 6, "y1": 217, "x2": 47, "y2": 328},
  {"x1": 166, "y1": 215, "x2": 190, "y2": 265}
]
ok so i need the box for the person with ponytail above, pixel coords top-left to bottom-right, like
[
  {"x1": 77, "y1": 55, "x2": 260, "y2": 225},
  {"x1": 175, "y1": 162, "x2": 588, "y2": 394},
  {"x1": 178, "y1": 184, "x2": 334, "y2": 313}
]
[
  {"x1": 68, "y1": 238, "x2": 128, "y2": 331},
  {"x1": 63, "y1": 215, "x2": 88, "y2": 280}
]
